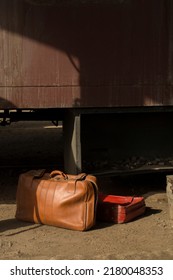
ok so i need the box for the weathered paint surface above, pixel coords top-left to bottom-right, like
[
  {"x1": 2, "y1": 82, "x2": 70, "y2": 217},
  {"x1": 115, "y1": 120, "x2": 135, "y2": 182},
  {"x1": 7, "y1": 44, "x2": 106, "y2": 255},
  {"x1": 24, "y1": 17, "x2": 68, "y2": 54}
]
[{"x1": 0, "y1": 0, "x2": 173, "y2": 109}]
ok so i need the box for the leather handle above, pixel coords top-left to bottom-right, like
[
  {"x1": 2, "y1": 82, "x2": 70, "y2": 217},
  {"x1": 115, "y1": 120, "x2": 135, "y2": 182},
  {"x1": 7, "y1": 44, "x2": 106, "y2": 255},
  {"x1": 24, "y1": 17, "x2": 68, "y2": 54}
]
[
  {"x1": 50, "y1": 170, "x2": 68, "y2": 180},
  {"x1": 75, "y1": 173, "x2": 87, "y2": 180},
  {"x1": 50, "y1": 170, "x2": 87, "y2": 181}
]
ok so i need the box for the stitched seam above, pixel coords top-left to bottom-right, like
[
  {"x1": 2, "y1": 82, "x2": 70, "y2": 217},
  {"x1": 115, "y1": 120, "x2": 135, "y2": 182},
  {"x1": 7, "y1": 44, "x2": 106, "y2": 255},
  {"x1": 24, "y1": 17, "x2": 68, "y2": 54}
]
[
  {"x1": 51, "y1": 182, "x2": 57, "y2": 223},
  {"x1": 35, "y1": 179, "x2": 44, "y2": 223},
  {"x1": 44, "y1": 180, "x2": 51, "y2": 224},
  {"x1": 84, "y1": 181, "x2": 88, "y2": 230}
]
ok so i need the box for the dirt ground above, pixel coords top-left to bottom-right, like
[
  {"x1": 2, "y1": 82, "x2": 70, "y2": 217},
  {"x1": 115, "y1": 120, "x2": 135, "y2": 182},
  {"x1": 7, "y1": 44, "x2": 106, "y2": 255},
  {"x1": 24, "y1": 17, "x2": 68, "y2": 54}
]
[{"x1": 0, "y1": 121, "x2": 173, "y2": 260}]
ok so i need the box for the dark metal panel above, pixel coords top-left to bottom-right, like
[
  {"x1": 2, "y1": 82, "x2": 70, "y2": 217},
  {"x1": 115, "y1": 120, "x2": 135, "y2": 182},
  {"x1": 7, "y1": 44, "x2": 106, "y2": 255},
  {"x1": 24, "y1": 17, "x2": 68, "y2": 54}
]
[{"x1": 0, "y1": 0, "x2": 172, "y2": 108}]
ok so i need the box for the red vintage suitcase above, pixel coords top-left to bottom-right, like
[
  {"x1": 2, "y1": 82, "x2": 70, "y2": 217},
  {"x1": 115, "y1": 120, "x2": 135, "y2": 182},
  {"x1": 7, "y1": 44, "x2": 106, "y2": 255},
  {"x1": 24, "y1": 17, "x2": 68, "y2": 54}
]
[{"x1": 97, "y1": 193, "x2": 146, "y2": 223}]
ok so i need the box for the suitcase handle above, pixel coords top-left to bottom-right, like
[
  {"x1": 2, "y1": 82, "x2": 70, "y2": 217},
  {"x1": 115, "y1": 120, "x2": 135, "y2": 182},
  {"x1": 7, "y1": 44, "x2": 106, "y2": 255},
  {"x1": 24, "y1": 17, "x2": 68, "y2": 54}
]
[
  {"x1": 50, "y1": 170, "x2": 68, "y2": 180},
  {"x1": 50, "y1": 170, "x2": 87, "y2": 181}
]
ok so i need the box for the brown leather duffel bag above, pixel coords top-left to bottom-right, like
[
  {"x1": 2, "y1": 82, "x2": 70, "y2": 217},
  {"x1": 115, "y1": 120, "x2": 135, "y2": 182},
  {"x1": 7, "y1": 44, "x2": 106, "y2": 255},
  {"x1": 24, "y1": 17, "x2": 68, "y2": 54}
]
[{"x1": 16, "y1": 169, "x2": 98, "y2": 231}]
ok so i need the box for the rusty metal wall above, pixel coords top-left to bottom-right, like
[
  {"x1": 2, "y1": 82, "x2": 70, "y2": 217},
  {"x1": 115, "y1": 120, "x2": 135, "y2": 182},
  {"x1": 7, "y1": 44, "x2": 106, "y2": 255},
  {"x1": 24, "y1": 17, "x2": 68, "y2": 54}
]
[{"x1": 0, "y1": 0, "x2": 172, "y2": 109}]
